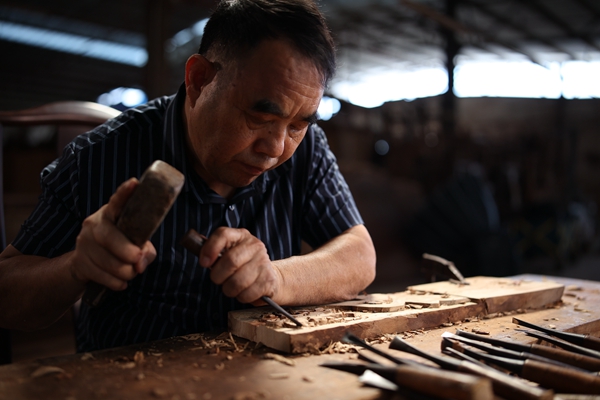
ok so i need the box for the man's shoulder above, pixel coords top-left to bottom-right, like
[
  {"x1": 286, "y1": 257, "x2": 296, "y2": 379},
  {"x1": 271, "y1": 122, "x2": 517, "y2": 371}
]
[{"x1": 72, "y1": 94, "x2": 176, "y2": 150}]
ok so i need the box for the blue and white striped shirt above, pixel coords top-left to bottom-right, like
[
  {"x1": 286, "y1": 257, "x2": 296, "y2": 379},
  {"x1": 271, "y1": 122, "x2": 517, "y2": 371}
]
[{"x1": 13, "y1": 84, "x2": 363, "y2": 352}]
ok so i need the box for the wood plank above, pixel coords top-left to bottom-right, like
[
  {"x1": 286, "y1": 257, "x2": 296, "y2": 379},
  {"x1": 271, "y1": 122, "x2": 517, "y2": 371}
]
[
  {"x1": 229, "y1": 276, "x2": 565, "y2": 353},
  {"x1": 326, "y1": 292, "x2": 469, "y2": 312},
  {"x1": 407, "y1": 276, "x2": 565, "y2": 314},
  {"x1": 229, "y1": 301, "x2": 484, "y2": 353}
]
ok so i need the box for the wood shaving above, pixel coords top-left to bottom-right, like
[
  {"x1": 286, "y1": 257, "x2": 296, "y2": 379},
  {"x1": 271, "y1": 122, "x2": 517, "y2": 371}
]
[
  {"x1": 30, "y1": 366, "x2": 65, "y2": 378},
  {"x1": 483, "y1": 313, "x2": 502, "y2": 319},
  {"x1": 181, "y1": 333, "x2": 204, "y2": 341},
  {"x1": 80, "y1": 353, "x2": 95, "y2": 361},
  {"x1": 119, "y1": 362, "x2": 136, "y2": 369},
  {"x1": 214, "y1": 362, "x2": 225, "y2": 370},
  {"x1": 228, "y1": 332, "x2": 241, "y2": 352},
  {"x1": 472, "y1": 328, "x2": 490, "y2": 335},
  {"x1": 232, "y1": 390, "x2": 270, "y2": 400},
  {"x1": 134, "y1": 351, "x2": 145, "y2": 364},
  {"x1": 263, "y1": 353, "x2": 295, "y2": 366},
  {"x1": 566, "y1": 285, "x2": 583, "y2": 291},
  {"x1": 268, "y1": 372, "x2": 289, "y2": 380},
  {"x1": 137, "y1": 373, "x2": 146, "y2": 381},
  {"x1": 152, "y1": 388, "x2": 168, "y2": 398}
]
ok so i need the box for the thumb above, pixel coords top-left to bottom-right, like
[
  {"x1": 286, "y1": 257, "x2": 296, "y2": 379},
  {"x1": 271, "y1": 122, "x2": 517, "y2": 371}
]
[{"x1": 104, "y1": 177, "x2": 139, "y2": 223}]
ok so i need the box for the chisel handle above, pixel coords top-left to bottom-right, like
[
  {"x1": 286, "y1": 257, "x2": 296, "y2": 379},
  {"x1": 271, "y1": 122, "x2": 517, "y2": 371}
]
[
  {"x1": 455, "y1": 360, "x2": 554, "y2": 400},
  {"x1": 389, "y1": 365, "x2": 493, "y2": 400},
  {"x1": 530, "y1": 343, "x2": 600, "y2": 372},
  {"x1": 521, "y1": 359, "x2": 600, "y2": 394}
]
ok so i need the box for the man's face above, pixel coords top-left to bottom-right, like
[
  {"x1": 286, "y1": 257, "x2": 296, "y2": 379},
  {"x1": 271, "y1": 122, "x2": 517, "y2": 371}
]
[{"x1": 184, "y1": 39, "x2": 324, "y2": 198}]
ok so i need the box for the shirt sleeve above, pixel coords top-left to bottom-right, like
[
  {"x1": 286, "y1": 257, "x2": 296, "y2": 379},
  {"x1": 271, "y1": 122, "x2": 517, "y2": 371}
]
[
  {"x1": 12, "y1": 145, "x2": 83, "y2": 258},
  {"x1": 301, "y1": 125, "x2": 364, "y2": 249}
]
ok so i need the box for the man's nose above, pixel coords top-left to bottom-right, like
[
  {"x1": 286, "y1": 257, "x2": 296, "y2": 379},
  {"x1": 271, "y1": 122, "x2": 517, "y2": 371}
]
[{"x1": 254, "y1": 125, "x2": 286, "y2": 158}]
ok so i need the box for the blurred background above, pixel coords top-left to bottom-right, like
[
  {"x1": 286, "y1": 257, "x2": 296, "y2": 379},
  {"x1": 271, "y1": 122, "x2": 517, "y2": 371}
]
[{"x1": 1, "y1": 0, "x2": 599, "y2": 361}]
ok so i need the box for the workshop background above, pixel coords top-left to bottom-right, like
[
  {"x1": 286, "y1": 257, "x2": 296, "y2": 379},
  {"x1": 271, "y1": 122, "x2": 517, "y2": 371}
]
[{"x1": 1, "y1": 0, "x2": 599, "y2": 362}]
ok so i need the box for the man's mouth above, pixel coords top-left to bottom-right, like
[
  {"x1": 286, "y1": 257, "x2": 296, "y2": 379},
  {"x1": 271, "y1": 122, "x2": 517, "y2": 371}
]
[{"x1": 241, "y1": 163, "x2": 268, "y2": 176}]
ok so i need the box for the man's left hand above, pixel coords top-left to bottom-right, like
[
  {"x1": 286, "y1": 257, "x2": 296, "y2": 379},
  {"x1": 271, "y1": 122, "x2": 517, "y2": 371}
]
[{"x1": 198, "y1": 227, "x2": 281, "y2": 304}]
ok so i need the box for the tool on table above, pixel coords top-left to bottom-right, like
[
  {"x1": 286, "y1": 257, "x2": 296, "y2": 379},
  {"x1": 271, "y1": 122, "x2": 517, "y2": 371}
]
[
  {"x1": 513, "y1": 317, "x2": 600, "y2": 352},
  {"x1": 422, "y1": 253, "x2": 468, "y2": 284},
  {"x1": 321, "y1": 362, "x2": 440, "y2": 399},
  {"x1": 321, "y1": 361, "x2": 494, "y2": 400},
  {"x1": 444, "y1": 338, "x2": 600, "y2": 395},
  {"x1": 342, "y1": 332, "x2": 423, "y2": 367},
  {"x1": 389, "y1": 335, "x2": 554, "y2": 400},
  {"x1": 83, "y1": 160, "x2": 185, "y2": 307},
  {"x1": 455, "y1": 329, "x2": 600, "y2": 372},
  {"x1": 442, "y1": 332, "x2": 591, "y2": 373},
  {"x1": 180, "y1": 228, "x2": 303, "y2": 327},
  {"x1": 517, "y1": 329, "x2": 600, "y2": 360}
]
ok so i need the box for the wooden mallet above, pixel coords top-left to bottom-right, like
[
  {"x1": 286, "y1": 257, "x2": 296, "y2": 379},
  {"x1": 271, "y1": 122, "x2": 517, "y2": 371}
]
[{"x1": 83, "y1": 160, "x2": 185, "y2": 307}]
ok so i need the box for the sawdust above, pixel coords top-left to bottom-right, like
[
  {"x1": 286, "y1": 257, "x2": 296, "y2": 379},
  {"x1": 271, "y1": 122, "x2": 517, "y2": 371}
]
[
  {"x1": 257, "y1": 307, "x2": 363, "y2": 328},
  {"x1": 263, "y1": 352, "x2": 295, "y2": 366},
  {"x1": 30, "y1": 366, "x2": 65, "y2": 378}
]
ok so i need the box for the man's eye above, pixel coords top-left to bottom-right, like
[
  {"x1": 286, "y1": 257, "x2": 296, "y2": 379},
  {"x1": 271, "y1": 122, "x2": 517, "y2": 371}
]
[
  {"x1": 289, "y1": 122, "x2": 309, "y2": 134},
  {"x1": 246, "y1": 114, "x2": 267, "y2": 128}
]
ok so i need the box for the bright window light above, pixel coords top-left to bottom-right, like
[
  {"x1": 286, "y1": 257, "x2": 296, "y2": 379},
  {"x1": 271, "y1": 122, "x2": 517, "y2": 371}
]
[
  {"x1": 561, "y1": 61, "x2": 600, "y2": 99},
  {"x1": 318, "y1": 96, "x2": 341, "y2": 120},
  {"x1": 454, "y1": 61, "x2": 562, "y2": 98},
  {"x1": 330, "y1": 67, "x2": 448, "y2": 108},
  {"x1": 98, "y1": 87, "x2": 147, "y2": 108},
  {"x1": 331, "y1": 60, "x2": 599, "y2": 107},
  {"x1": 0, "y1": 21, "x2": 147, "y2": 66}
]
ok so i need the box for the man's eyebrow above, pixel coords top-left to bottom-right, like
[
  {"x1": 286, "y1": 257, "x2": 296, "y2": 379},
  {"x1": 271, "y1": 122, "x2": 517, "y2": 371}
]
[{"x1": 251, "y1": 99, "x2": 318, "y2": 125}]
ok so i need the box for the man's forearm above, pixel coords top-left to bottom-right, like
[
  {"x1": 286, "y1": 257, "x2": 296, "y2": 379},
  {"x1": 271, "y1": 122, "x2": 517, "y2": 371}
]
[
  {"x1": 0, "y1": 245, "x2": 84, "y2": 331},
  {"x1": 272, "y1": 224, "x2": 376, "y2": 306}
]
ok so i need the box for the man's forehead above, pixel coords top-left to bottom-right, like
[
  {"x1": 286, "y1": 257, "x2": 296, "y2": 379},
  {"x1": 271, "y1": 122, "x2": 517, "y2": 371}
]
[{"x1": 250, "y1": 98, "x2": 319, "y2": 124}]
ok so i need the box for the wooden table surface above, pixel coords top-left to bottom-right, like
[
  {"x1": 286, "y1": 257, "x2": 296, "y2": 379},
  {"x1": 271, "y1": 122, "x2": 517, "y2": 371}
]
[{"x1": 1, "y1": 274, "x2": 599, "y2": 400}]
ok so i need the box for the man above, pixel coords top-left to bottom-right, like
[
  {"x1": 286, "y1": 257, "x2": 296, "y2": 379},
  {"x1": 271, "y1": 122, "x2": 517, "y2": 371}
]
[{"x1": 0, "y1": 0, "x2": 376, "y2": 352}]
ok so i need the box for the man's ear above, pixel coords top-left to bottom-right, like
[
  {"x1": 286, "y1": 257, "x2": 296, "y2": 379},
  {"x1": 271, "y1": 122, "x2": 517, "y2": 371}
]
[{"x1": 185, "y1": 54, "x2": 219, "y2": 106}]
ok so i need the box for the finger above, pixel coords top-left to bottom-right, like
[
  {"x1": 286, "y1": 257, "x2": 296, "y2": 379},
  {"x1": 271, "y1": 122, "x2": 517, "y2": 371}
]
[
  {"x1": 87, "y1": 209, "x2": 144, "y2": 264},
  {"x1": 86, "y1": 244, "x2": 139, "y2": 282},
  {"x1": 135, "y1": 242, "x2": 156, "y2": 274},
  {"x1": 209, "y1": 239, "x2": 258, "y2": 285},
  {"x1": 234, "y1": 267, "x2": 277, "y2": 304},
  {"x1": 220, "y1": 259, "x2": 262, "y2": 298},
  {"x1": 74, "y1": 247, "x2": 135, "y2": 290},
  {"x1": 103, "y1": 178, "x2": 139, "y2": 223},
  {"x1": 199, "y1": 227, "x2": 248, "y2": 268}
]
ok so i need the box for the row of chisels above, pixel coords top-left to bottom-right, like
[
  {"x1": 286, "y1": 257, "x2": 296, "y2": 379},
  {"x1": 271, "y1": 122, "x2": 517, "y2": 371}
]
[{"x1": 321, "y1": 318, "x2": 600, "y2": 399}]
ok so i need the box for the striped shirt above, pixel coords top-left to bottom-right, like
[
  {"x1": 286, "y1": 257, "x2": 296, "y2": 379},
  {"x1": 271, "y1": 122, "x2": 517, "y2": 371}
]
[{"x1": 13, "y1": 84, "x2": 363, "y2": 352}]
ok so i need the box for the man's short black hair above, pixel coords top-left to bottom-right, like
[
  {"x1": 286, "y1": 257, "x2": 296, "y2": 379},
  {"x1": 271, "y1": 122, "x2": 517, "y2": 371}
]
[{"x1": 198, "y1": 0, "x2": 336, "y2": 86}]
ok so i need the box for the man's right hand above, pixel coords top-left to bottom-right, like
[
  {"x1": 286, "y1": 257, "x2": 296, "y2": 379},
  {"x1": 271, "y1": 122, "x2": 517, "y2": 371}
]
[{"x1": 68, "y1": 178, "x2": 157, "y2": 291}]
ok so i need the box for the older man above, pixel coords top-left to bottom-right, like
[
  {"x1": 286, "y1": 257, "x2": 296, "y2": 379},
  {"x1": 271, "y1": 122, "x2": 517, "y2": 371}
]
[{"x1": 0, "y1": 0, "x2": 376, "y2": 352}]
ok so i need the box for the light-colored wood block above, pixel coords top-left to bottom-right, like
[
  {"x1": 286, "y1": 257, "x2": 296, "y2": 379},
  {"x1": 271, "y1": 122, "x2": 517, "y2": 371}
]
[
  {"x1": 407, "y1": 276, "x2": 565, "y2": 314},
  {"x1": 229, "y1": 300, "x2": 483, "y2": 353},
  {"x1": 229, "y1": 276, "x2": 565, "y2": 353}
]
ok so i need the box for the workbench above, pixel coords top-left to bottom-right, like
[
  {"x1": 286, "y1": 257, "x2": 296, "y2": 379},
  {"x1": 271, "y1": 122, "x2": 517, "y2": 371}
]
[{"x1": 1, "y1": 275, "x2": 599, "y2": 400}]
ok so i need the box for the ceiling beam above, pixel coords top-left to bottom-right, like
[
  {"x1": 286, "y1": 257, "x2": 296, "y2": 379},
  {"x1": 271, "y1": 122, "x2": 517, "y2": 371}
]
[
  {"x1": 461, "y1": 0, "x2": 576, "y2": 59},
  {"x1": 400, "y1": 0, "x2": 542, "y2": 65},
  {"x1": 520, "y1": 0, "x2": 600, "y2": 52}
]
